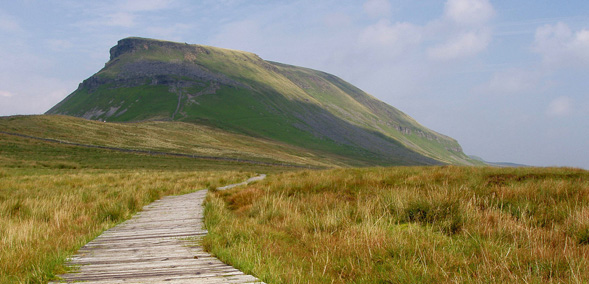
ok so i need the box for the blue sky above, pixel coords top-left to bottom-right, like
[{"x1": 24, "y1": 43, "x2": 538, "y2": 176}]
[{"x1": 0, "y1": 0, "x2": 588, "y2": 169}]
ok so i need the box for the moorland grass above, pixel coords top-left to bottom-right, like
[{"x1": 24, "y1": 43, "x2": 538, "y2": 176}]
[
  {"x1": 0, "y1": 169, "x2": 249, "y2": 283},
  {"x1": 0, "y1": 115, "x2": 335, "y2": 168},
  {"x1": 0, "y1": 131, "x2": 293, "y2": 283},
  {"x1": 204, "y1": 166, "x2": 589, "y2": 283},
  {"x1": 0, "y1": 167, "x2": 253, "y2": 283}
]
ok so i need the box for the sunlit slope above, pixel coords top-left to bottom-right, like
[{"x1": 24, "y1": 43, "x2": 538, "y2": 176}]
[
  {"x1": 47, "y1": 37, "x2": 477, "y2": 166},
  {"x1": 0, "y1": 115, "x2": 343, "y2": 168}
]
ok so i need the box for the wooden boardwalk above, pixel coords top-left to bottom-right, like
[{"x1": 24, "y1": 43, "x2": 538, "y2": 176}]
[{"x1": 52, "y1": 175, "x2": 266, "y2": 283}]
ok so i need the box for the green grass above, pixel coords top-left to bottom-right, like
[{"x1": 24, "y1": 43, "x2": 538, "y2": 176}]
[
  {"x1": 54, "y1": 83, "x2": 178, "y2": 121},
  {"x1": 204, "y1": 166, "x2": 589, "y2": 283},
  {"x1": 181, "y1": 86, "x2": 389, "y2": 166},
  {"x1": 0, "y1": 131, "x2": 285, "y2": 171}
]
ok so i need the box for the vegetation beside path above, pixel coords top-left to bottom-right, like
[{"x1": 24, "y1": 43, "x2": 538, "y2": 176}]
[
  {"x1": 0, "y1": 131, "x2": 291, "y2": 283},
  {"x1": 204, "y1": 166, "x2": 589, "y2": 283}
]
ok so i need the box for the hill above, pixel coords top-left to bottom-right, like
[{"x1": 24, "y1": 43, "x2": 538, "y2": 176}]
[
  {"x1": 0, "y1": 115, "x2": 343, "y2": 168},
  {"x1": 469, "y1": 155, "x2": 528, "y2": 167},
  {"x1": 47, "y1": 37, "x2": 477, "y2": 166}
]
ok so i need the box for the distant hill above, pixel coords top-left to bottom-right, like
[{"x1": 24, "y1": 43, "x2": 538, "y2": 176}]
[
  {"x1": 47, "y1": 37, "x2": 477, "y2": 166},
  {"x1": 469, "y1": 155, "x2": 528, "y2": 168}
]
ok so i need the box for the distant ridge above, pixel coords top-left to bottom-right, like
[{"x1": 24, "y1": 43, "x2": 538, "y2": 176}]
[
  {"x1": 47, "y1": 37, "x2": 478, "y2": 166},
  {"x1": 469, "y1": 155, "x2": 528, "y2": 168}
]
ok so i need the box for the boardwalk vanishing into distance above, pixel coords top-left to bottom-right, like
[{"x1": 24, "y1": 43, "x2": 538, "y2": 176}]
[{"x1": 52, "y1": 175, "x2": 266, "y2": 284}]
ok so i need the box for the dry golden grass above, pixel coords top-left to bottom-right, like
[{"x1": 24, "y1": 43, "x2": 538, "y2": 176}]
[
  {"x1": 204, "y1": 166, "x2": 589, "y2": 283},
  {"x1": 0, "y1": 167, "x2": 253, "y2": 283}
]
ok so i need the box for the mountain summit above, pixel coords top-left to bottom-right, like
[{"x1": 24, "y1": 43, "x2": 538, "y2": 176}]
[{"x1": 47, "y1": 37, "x2": 475, "y2": 166}]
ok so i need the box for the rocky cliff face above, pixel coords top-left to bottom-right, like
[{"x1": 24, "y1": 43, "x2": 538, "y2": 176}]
[{"x1": 47, "y1": 37, "x2": 476, "y2": 166}]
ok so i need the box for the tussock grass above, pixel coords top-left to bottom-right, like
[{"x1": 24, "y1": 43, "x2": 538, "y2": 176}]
[
  {"x1": 204, "y1": 166, "x2": 589, "y2": 283},
  {"x1": 0, "y1": 168, "x2": 253, "y2": 283}
]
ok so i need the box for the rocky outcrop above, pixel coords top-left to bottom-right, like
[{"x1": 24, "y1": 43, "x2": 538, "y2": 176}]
[
  {"x1": 117, "y1": 60, "x2": 242, "y2": 88},
  {"x1": 109, "y1": 37, "x2": 207, "y2": 61}
]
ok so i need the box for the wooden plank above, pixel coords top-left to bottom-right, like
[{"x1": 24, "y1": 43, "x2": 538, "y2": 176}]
[{"x1": 52, "y1": 175, "x2": 266, "y2": 284}]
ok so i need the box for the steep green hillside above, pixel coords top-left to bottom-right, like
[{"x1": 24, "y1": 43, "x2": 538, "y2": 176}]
[{"x1": 47, "y1": 37, "x2": 477, "y2": 166}]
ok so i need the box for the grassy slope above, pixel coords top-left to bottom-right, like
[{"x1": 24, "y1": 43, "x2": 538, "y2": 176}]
[
  {"x1": 179, "y1": 85, "x2": 427, "y2": 166},
  {"x1": 269, "y1": 62, "x2": 474, "y2": 165},
  {"x1": 0, "y1": 127, "x2": 299, "y2": 283},
  {"x1": 0, "y1": 115, "x2": 345, "y2": 168},
  {"x1": 180, "y1": 43, "x2": 472, "y2": 165},
  {"x1": 47, "y1": 37, "x2": 478, "y2": 166},
  {"x1": 204, "y1": 166, "x2": 589, "y2": 283},
  {"x1": 59, "y1": 84, "x2": 178, "y2": 121}
]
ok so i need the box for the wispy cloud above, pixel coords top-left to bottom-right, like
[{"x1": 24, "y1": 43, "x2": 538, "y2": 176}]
[
  {"x1": 475, "y1": 68, "x2": 543, "y2": 95},
  {"x1": 77, "y1": 0, "x2": 175, "y2": 29},
  {"x1": 105, "y1": 12, "x2": 136, "y2": 28},
  {"x1": 425, "y1": 0, "x2": 494, "y2": 61},
  {"x1": 358, "y1": 20, "x2": 422, "y2": 58},
  {"x1": 47, "y1": 39, "x2": 74, "y2": 51},
  {"x1": 0, "y1": 10, "x2": 23, "y2": 33},
  {"x1": 0, "y1": 90, "x2": 15, "y2": 98},
  {"x1": 427, "y1": 30, "x2": 491, "y2": 61},
  {"x1": 444, "y1": 0, "x2": 495, "y2": 26},
  {"x1": 546, "y1": 96, "x2": 573, "y2": 116},
  {"x1": 533, "y1": 22, "x2": 589, "y2": 68}
]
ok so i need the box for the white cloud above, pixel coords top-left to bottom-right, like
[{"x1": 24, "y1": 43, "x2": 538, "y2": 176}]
[
  {"x1": 533, "y1": 22, "x2": 589, "y2": 67},
  {"x1": 423, "y1": 0, "x2": 495, "y2": 62},
  {"x1": 427, "y1": 30, "x2": 491, "y2": 61},
  {"x1": 358, "y1": 20, "x2": 422, "y2": 58},
  {"x1": 0, "y1": 90, "x2": 15, "y2": 98},
  {"x1": 363, "y1": 0, "x2": 392, "y2": 19},
  {"x1": 444, "y1": 0, "x2": 494, "y2": 26},
  {"x1": 546, "y1": 96, "x2": 573, "y2": 116}
]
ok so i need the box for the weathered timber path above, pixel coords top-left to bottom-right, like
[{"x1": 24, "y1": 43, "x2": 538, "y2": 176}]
[{"x1": 52, "y1": 175, "x2": 266, "y2": 284}]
